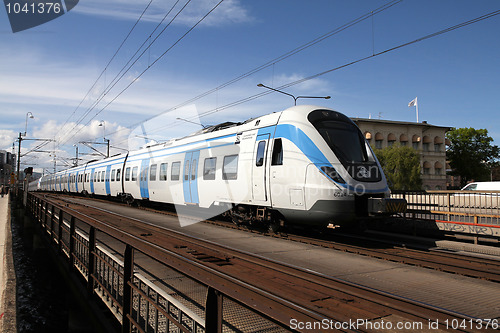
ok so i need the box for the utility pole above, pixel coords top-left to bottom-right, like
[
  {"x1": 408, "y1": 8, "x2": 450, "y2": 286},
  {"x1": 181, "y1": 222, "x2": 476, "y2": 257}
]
[{"x1": 16, "y1": 132, "x2": 22, "y2": 189}]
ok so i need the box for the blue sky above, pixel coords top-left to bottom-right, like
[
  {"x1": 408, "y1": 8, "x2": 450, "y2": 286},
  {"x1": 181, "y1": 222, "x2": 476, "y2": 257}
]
[{"x1": 1, "y1": 0, "x2": 499, "y2": 172}]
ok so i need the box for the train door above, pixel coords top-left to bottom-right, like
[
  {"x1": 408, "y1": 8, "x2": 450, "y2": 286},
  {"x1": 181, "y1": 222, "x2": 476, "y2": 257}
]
[
  {"x1": 252, "y1": 134, "x2": 270, "y2": 201},
  {"x1": 105, "y1": 165, "x2": 111, "y2": 195},
  {"x1": 75, "y1": 171, "x2": 79, "y2": 192},
  {"x1": 140, "y1": 159, "x2": 150, "y2": 199},
  {"x1": 90, "y1": 168, "x2": 95, "y2": 194},
  {"x1": 183, "y1": 151, "x2": 200, "y2": 204}
]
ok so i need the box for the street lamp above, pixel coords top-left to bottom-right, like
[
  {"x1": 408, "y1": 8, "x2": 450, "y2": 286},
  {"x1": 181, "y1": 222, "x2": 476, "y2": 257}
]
[
  {"x1": 73, "y1": 144, "x2": 79, "y2": 167},
  {"x1": 257, "y1": 83, "x2": 330, "y2": 105},
  {"x1": 99, "y1": 120, "x2": 110, "y2": 157},
  {"x1": 24, "y1": 112, "x2": 34, "y2": 136}
]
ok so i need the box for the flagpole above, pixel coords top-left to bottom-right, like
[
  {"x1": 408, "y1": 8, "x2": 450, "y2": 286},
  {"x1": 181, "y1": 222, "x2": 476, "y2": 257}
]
[
  {"x1": 415, "y1": 97, "x2": 419, "y2": 123},
  {"x1": 408, "y1": 97, "x2": 418, "y2": 123}
]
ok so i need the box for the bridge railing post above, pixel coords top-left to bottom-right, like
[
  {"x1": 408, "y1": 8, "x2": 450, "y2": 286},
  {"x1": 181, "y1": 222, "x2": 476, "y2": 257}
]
[
  {"x1": 205, "y1": 286, "x2": 224, "y2": 333},
  {"x1": 58, "y1": 209, "x2": 64, "y2": 253},
  {"x1": 122, "y1": 244, "x2": 134, "y2": 333},
  {"x1": 87, "y1": 226, "x2": 96, "y2": 296},
  {"x1": 50, "y1": 204, "x2": 55, "y2": 240},
  {"x1": 69, "y1": 216, "x2": 76, "y2": 270}
]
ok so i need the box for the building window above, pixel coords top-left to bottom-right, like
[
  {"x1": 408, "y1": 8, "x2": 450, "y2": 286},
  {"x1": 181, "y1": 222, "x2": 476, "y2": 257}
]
[
  {"x1": 203, "y1": 158, "x2": 216, "y2": 180},
  {"x1": 375, "y1": 140, "x2": 383, "y2": 149},
  {"x1": 223, "y1": 155, "x2": 238, "y2": 180},
  {"x1": 434, "y1": 143, "x2": 441, "y2": 152},
  {"x1": 422, "y1": 143, "x2": 430, "y2": 152},
  {"x1": 412, "y1": 142, "x2": 419, "y2": 150}
]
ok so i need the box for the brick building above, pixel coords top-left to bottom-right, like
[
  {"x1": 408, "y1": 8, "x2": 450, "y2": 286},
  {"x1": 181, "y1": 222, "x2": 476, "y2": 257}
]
[
  {"x1": 352, "y1": 118, "x2": 450, "y2": 190},
  {"x1": 0, "y1": 150, "x2": 16, "y2": 186}
]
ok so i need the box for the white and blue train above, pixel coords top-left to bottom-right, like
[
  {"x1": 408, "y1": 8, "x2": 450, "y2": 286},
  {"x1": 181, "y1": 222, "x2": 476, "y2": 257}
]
[{"x1": 29, "y1": 105, "x2": 405, "y2": 229}]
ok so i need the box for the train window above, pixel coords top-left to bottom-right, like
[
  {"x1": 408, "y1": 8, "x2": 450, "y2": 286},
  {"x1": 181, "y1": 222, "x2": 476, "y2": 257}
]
[
  {"x1": 184, "y1": 161, "x2": 190, "y2": 181},
  {"x1": 111, "y1": 169, "x2": 116, "y2": 182},
  {"x1": 116, "y1": 169, "x2": 121, "y2": 181},
  {"x1": 132, "y1": 167, "x2": 138, "y2": 181},
  {"x1": 150, "y1": 164, "x2": 157, "y2": 181},
  {"x1": 222, "y1": 155, "x2": 238, "y2": 180},
  {"x1": 101, "y1": 171, "x2": 105, "y2": 182},
  {"x1": 271, "y1": 139, "x2": 283, "y2": 166},
  {"x1": 203, "y1": 158, "x2": 216, "y2": 180},
  {"x1": 159, "y1": 163, "x2": 168, "y2": 181},
  {"x1": 171, "y1": 162, "x2": 180, "y2": 181},
  {"x1": 191, "y1": 159, "x2": 197, "y2": 180},
  {"x1": 125, "y1": 168, "x2": 131, "y2": 181},
  {"x1": 256, "y1": 141, "x2": 266, "y2": 167}
]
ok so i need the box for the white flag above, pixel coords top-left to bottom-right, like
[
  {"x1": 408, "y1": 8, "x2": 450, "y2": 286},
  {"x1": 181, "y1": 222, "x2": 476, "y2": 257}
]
[{"x1": 408, "y1": 97, "x2": 417, "y2": 107}]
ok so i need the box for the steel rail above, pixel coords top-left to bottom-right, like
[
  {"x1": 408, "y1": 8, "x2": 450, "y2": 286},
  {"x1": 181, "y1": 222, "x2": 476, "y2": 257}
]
[
  {"x1": 37, "y1": 193, "x2": 495, "y2": 332},
  {"x1": 33, "y1": 193, "x2": 334, "y2": 332}
]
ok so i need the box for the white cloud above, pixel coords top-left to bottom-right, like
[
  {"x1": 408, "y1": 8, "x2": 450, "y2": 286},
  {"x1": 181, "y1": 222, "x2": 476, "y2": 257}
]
[{"x1": 74, "y1": 0, "x2": 253, "y2": 26}]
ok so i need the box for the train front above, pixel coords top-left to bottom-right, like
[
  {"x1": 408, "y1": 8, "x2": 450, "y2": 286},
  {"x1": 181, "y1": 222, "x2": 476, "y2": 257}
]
[{"x1": 274, "y1": 106, "x2": 406, "y2": 227}]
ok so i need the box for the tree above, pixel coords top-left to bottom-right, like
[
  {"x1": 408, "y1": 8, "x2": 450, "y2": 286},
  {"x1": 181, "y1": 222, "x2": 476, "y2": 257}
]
[
  {"x1": 446, "y1": 128, "x2": 500, "y2": 187},
  {"x1": 374, "y1": 145, "x2": 422, "y2": 190}
]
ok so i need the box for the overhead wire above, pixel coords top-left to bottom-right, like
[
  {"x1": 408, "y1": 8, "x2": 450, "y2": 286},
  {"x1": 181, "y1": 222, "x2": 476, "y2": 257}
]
[
  {"x1": 57, "y1": 0, "x2": 184, "y2": 146},
  {"x1": 56, "y1": 0, "x2": 156, "y2": 143},
  {"x1": 59, "y1": 0, "x2": 226, "y2": 147},
  {"x1": 126, "y1": 8, "x2": 500, "y2": 139},
  {"x1": 105, "y1": 0, "x2": 403, "y2": 142}
]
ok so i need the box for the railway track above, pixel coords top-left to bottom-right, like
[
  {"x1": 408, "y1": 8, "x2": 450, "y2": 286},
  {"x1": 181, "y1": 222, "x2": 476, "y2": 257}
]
[
  {"x1": 96, "y1": 193, "x2": 500, "y2": 283},
  {"x1": 36, "y1": 192, "x2": 500, "y2": 332},
  {"x1": 49, "y1": 193, "x2": 500, "y2": 282}
]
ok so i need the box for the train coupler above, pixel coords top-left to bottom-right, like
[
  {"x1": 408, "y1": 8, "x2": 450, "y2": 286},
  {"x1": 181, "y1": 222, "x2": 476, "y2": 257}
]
[{"x1": 368, "y1": 198, "x2": 407, "y2": 215}]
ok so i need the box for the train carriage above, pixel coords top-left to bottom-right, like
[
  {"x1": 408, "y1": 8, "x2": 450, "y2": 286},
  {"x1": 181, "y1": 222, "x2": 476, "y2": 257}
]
[{"x1": 31, "y1": 105, "x2": 406, "y2": 229}]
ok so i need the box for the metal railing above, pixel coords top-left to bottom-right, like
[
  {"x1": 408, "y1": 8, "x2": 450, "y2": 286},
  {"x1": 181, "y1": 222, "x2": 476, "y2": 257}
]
[
  {"x1": 26, "y1": 193, "x2": 288, "y2": 333},
  {"x1": 392, "y1": 190, "x2": 500, "y2": 223},
  {"x1": 391, "y1": 190, "x2": 500, "y2": 242}
]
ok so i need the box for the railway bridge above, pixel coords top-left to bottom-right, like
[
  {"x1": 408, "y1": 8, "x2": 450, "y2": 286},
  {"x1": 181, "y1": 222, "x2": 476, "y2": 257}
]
[{"x1": 1, "y1": 190, "x2": 500, "y2": 332}]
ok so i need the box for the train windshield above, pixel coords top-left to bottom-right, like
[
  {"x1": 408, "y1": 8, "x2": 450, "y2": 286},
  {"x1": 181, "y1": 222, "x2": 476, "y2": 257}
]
[{"x1": 308, "y1": 110, "x2": 368, "y2": 165}]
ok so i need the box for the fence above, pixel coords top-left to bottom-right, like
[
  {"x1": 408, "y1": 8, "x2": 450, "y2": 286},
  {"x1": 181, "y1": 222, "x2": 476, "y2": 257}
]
[
  {"x1": 26, "y1": 192, "x2": 290, "y2": 333},
  {"x1": 391, "y1": 190, "x2": 500, "y2": 241}
]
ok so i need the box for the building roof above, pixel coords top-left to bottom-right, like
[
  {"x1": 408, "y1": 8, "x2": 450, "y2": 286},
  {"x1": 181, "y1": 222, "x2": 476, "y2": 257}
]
[{"x1": 351, "y1": 118, "x2": 451, "y2": 131}]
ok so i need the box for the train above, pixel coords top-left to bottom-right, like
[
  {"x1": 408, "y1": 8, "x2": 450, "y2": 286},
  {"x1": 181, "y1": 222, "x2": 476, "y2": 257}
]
[{"x1": 29, "y1": 105, "x2": 406, "y2": 230}]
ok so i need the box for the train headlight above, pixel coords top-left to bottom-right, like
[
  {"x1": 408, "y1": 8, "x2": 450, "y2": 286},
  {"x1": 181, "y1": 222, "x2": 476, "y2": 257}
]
[{"x1": 320, "y1": 166, "x2": 346, "y2": 184}]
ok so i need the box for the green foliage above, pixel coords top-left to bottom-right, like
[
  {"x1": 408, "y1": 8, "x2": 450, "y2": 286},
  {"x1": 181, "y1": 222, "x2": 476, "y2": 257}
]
[
  {"x1": 446, "y1": 128, "x2": 500, "y2": 187},
  {"x1": 375, "y1": 145, "x2": 422, "y2": 190}
]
